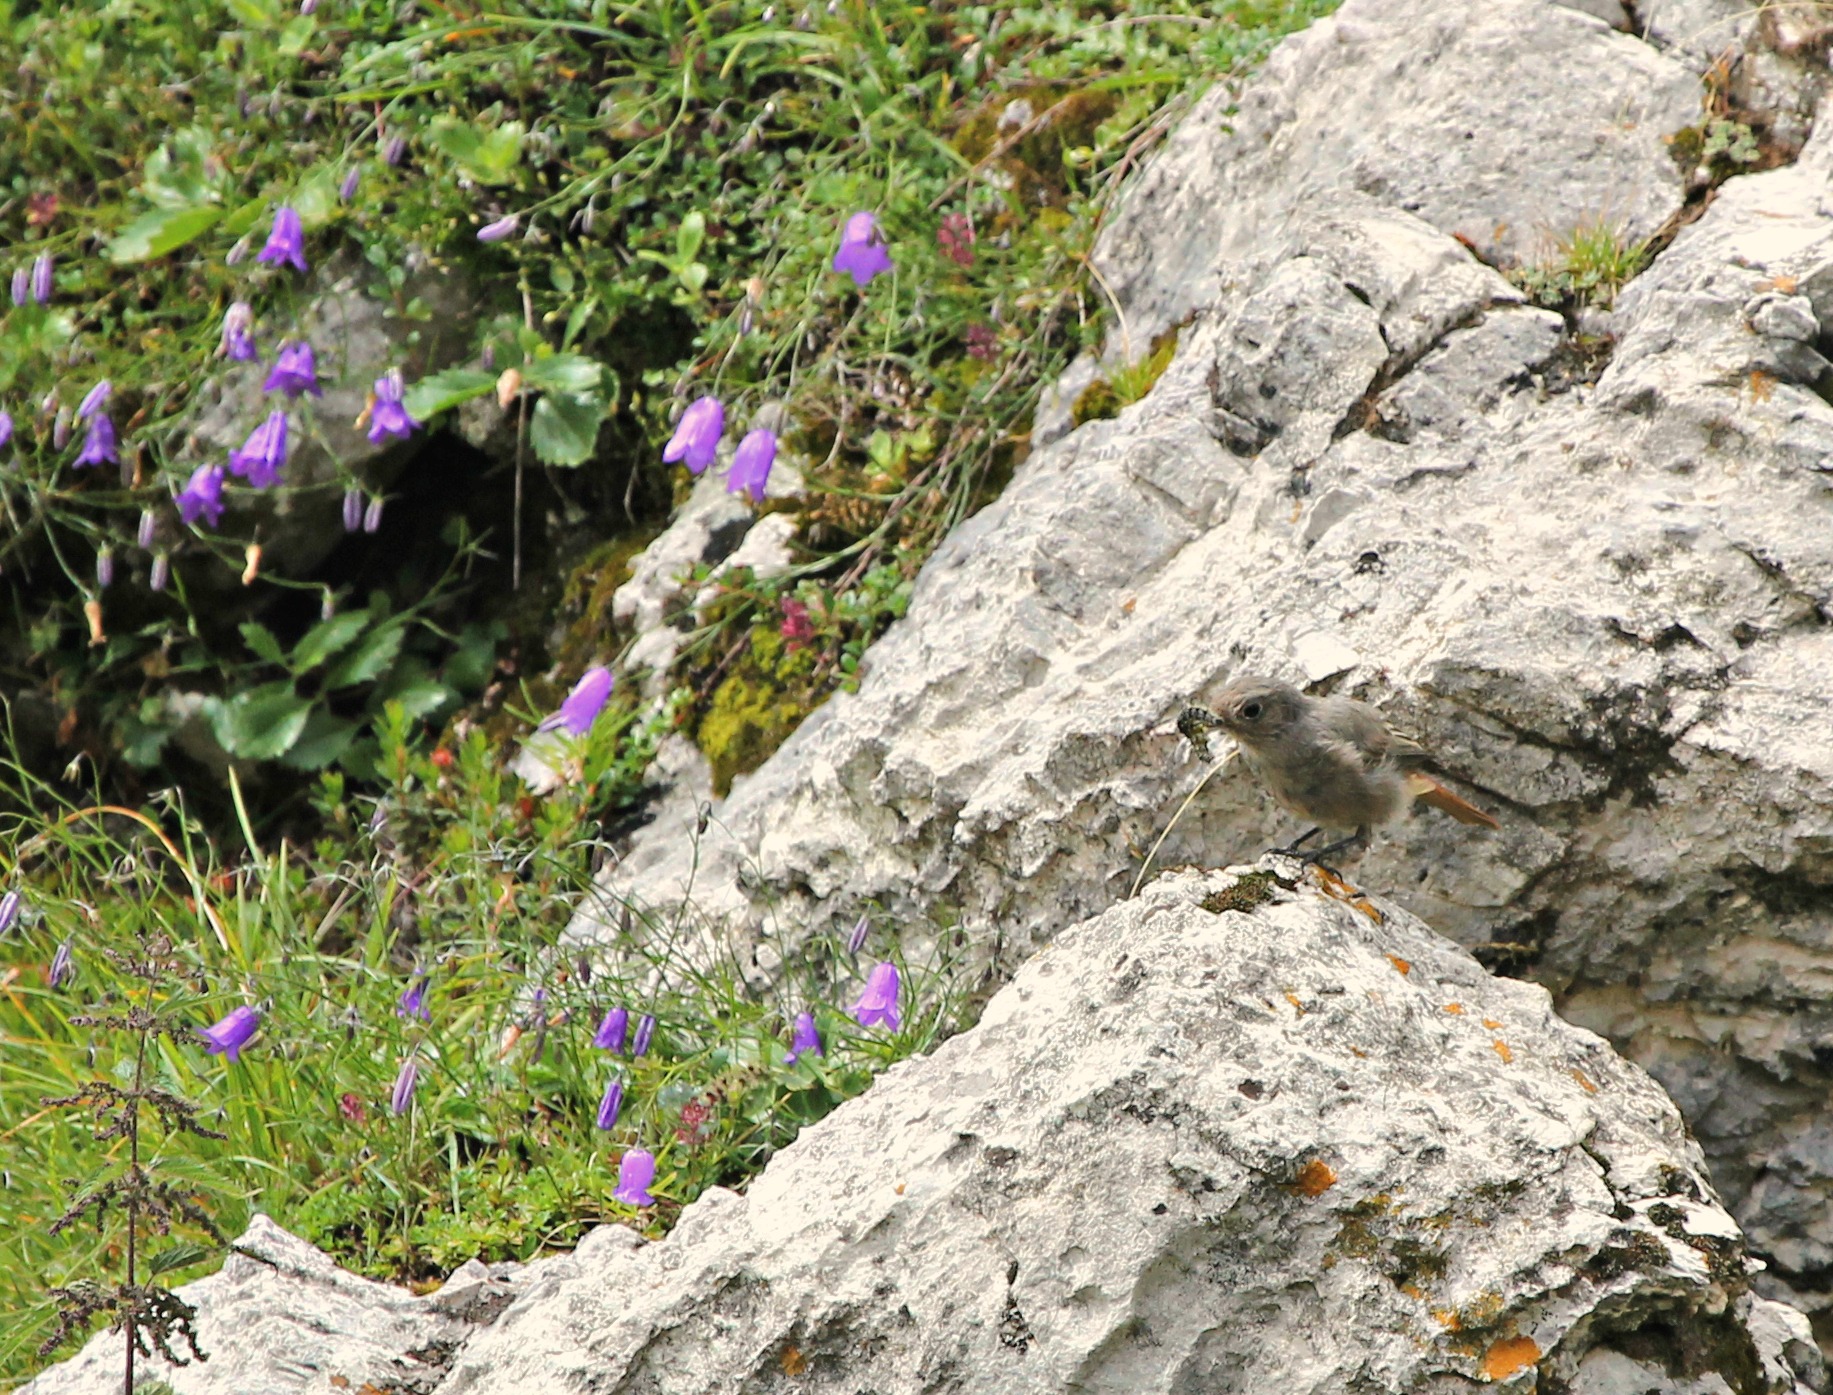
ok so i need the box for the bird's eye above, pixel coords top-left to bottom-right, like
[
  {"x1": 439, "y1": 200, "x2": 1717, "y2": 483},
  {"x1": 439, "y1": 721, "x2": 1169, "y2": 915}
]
[{"x1": 1241, "y1": 701, "x2": 1263, "y2": 721}]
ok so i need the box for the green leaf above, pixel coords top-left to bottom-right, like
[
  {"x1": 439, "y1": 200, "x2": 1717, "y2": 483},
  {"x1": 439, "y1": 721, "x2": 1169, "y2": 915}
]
[
  {"x1": 529, "y1": 392, "x2": 604, "y2": 467},
  {"x1": 207, "y1": 685, "x2": 313, "y2": 760},
  {"x1": 385, "y1": 679, "x2": 457, "y2": 721},
  {"x1": 278, "y1": 711, "x2": 359, "y2": 771},
  {"x1": 323, "y1": 622, "x2": 406, "y2": 690},
  {"x1": 426, "y1": 118, "x2": 525, "y2": 185},
  {"x1": 675, "y1": 209, "x2": 706, "y2": 264},
  {"x1": 519, "y1": 353, "x2": 601, "y2": 395},
  {"x1": 146, "y1": 1242, "x2": 211, "y2": 1278},
  {"x1": 290, "y1": 611, "x2": 371, "y2": 673},
  {"x1": 108, "y1": 205, "x2": 224, "y2": 263},
  {"x1": 561, "y1": 296, "x2": 598, "y2": 350},
  {"x1": 403, "y1": 368, "x2": 496, "y2": 422},
  {"x1": 678, "y1": 262, "x2": 709, "y2": 296},
  {"x1": 239, "y1": 622, "x2": 287, "y2": 666},
  {"x1": 292, "y1": 164, "x2": 342, "y2": 229},
  {"x1": 143, "y1": 128, "x2": 219, "y2": 210},
  {"x1": 278, "y1": 13, "x2": 317, "y2": 53}
]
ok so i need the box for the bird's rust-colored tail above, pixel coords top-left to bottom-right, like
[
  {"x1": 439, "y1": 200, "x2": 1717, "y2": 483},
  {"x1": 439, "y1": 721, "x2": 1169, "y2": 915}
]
[{"x1": 1405, "y1": 772, "x2": 1500, "y2": 829}]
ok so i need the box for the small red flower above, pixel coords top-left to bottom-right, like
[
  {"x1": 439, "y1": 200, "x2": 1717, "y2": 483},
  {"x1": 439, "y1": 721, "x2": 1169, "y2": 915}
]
[
  {"x1": 937, "y1": 211, "x2": 975, "y2": 268},
  {"x1": 26, "y1": 192, "x2": 59, "y2": 228},
  {"x1": 339, "y1": 1092, "x2": 368, "y2": 1124},
  {"x1": 676, "y1": 1097, "x2": 714, "y2": 1146},
  {"x1": 965, "y1": 323, "x2": 998, "y2": 361},
  {"x1": 779, "y1": 597, "x2": 815, "y2": 652},
  {"x1": 431, "y1": 747, "x2": 454, "y2": 769}
]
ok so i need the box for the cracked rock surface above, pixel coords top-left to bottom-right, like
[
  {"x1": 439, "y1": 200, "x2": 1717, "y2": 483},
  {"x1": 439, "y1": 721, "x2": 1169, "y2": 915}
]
[
  {"x1": 16, "y1": 1214, "x2": 521, "y2": 1395},
  {"x1": 460, "y1": 870, "x2": 1823, "y2": 1393},
  {"x1": 580, "y1": 0, "x2": 1833, "y2": 1335}
]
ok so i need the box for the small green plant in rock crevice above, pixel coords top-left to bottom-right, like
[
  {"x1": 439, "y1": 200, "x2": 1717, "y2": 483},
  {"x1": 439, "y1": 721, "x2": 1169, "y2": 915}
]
[{"x1": 1509, "y1": 220, "x2": 1649, "y2": 312}]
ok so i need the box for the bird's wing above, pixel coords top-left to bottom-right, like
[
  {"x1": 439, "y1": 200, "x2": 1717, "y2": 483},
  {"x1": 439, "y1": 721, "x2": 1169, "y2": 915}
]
[{"x1": 1317, "y1": 696, "x2": 1427, "y2": 769}]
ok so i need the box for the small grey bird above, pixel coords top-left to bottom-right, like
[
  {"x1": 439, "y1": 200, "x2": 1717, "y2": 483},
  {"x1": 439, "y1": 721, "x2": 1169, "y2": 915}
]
[{"x1": 1178, "y1": 675, "x2": 1498, "y2": 860}]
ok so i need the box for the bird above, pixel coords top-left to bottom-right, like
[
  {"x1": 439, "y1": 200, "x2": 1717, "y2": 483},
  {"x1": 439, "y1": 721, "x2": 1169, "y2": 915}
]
[{"x1": 1178, "y1": 674, "x2": 1498, "y2": 862}]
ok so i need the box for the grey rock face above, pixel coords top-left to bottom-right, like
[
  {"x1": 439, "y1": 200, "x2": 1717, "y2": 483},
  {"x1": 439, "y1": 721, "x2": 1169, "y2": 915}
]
[
  {"x1": 461, "y1": 870, "x2": 1823, "y2": 1394},
  {"x1": 179, "y1": 253, "x2": 488, "y2": 574},
  {"x1": 16, "y1": 1214, "x2": 522, "y2": 1395},
  {"x1": 581, "y1": 0, "x2": 1833, "y2": 1333}
]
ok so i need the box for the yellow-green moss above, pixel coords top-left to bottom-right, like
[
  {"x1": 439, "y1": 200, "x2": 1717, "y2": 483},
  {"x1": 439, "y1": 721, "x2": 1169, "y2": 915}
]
[
  {"x1": 694, "y1": 627, "x2": 828, "y2": 796},
  {"x1": 551, "y1": 528, "x2": 664, "y2": 671},
  {"x1": 1070, "y1": 323, "x2": 1181, "y2": 427}
]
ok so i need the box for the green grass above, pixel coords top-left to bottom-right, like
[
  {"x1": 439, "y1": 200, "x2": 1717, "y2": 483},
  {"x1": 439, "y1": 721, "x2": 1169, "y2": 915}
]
[{"x1": 0, "y1": 0, "x2": 1342, "y2": 1384}]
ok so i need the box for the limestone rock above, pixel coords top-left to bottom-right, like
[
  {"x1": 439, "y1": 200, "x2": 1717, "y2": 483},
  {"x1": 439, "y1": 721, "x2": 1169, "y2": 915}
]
[
  {"x1": 16, "y1": 1214, "x2": 522, "y2": 1395},
  {"x1": 454, "y1": 869, "x2": 1824, "y2": 1394},
  {"x1": 577, "y1": 0, "x2": 1833, "y2": 1331}
]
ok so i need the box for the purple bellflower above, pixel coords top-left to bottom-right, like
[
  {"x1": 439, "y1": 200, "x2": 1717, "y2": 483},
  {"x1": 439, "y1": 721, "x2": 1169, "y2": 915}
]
[
  {"x1": 264, "y1": 341, "x2": 322, "y2": 398},
  {"x1": 221, "y1": 302, "x2": 258, "y2": 362},
  {"x1": 593, "y1": 1006, "x2": 630, "y2": 1053},
  {"x1": 199, "y1": 1005, "x2": 260, "y2": 1061},
  {"x1": 613, "y1": 1148, "x2": 657, "y2": 1206},
  {"x1": 74, "y1": 413, "x2": 118, "y2": 468},
  {"x1": 661, "y1": 396, "x2": 723, "y2": 475},
  {"x1": 632, "y1": 1012, "x2": 656, "y2": 1058},
  {"x1": 397, "y1": 976, "x2": 431, "y2": 1021},
  {"x1": 32, "y1": 253, "x2": 53, "y2": 305},
  {"x1": 49, "y1": 939, "x2": 74, "y2": 989},
  {"x1": 785, "y1": 1011, "x2": 823, "y2": 1064},
  {"x1": 726, "y1": 428, "x2": 777, "y2": 502},
  {"x1": 339, "y1": 167, "x2": 361, "y2": 201},
  {"x1": 52, "y1": 407, "x2": 70, "y2": 451},
  {"x1": 363, "y1": 496, "x2": 384, "y2": 533},
  {"x1": 258, "y1": 206, "x2": 308, "y2": 273},
  {"x1": 477, "y1": 214, "x2": 520, "y2": 243},
  {"x1": 595, "y1": 1079, "x2": 624, "y2": 1131},
  {"x1": 176, "y1": 464, "x2": 227, "y2": 527},
  {"x1": 96, "y1": 549, "x2": 114, "y2": 589},
  {"x1": 77, "y1": 381, "x2": 111, "y2": 419},
  {"x1": 852, "y1": 961, "x2": 901, "y2": 1030},
  {"x1": 9, "y1": 268, "x2": 25, "y2": 306},
  {"x1": 0, "y1": 889, "x2": 20, "y2": 935},
  {"x1": 343, "y1": 487, "x2": 364, "y2": 533},
  {"x1": 383, "y1": 134, "x2": 407, "y2": 166},
  {"x1": 229, "y1": 411, "x2": 289, "y2": 488},
  {"x1": 137, "y1": 509, "x2": 157, "y2": 551},
  {"x1": 538, "y1": 666, "x2": 613, "y2": 736},
  {"x1": 368, "y1": 369, "x2": 419, "y2": 443},
  {"x1": 847, "y1": 914, "x2": 870, "y2": 954},
  {"x1": 0, "y1": 411, "x2": 12, "y2": 449},
  {"x1": 391, "y1": 1056, "x2": 419, "y2": 1115},
  {"x1": 832, "y1": 211, "x2": 892, "y2": 288},
  {"x1": 150, "y1": 555, "x2": 170, "y2": 592}
]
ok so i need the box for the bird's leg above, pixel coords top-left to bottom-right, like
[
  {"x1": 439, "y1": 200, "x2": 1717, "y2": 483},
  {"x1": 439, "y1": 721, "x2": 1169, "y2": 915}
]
[
  {"x1": 1302, "y1": 825, "x2": 1370, "y2": 867},
  {"x1": 1270, "y1": 826, "x2": 1322, "y2": 856}
]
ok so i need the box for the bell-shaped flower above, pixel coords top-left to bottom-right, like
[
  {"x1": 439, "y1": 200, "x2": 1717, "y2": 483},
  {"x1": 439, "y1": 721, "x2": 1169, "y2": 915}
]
[
  {"x1": 391, "y1": 1056, "x2": 419, "y2": 1115},
  {"x1": 593, "y1": 1006, "x2": 630, "y2": 1053},
  {"x1": 477, "y1": 214, "x2": 520, "y2": 243},
  {"x1": 176, "y1": 464, "x2": 227, "y2": 527},
  {"x1": 0, "y1": 888, "x2": 20, "y2": 935},
  {"x1": 785, "y1": 1011, "x2": 823, "y2": 1064},
  {"x1": 76, "y1": 380, "x2": 111, "y2": 420},
  {"x1": 221, "y1": 302, "x2": 258, "y2": 362},
  {"x1": 852, "y1": 961, "x2": 901, "y2": 1030},
  {"x1": 726, "y1": 428, "x2": 777, "y2": 502},
  {"x1": 199, "y1": 1004, "x2": 260, "y2": 1061},
  {"x1": 613, "y1": 1148, "x2": 657, "y2": 1206},
  {"x1": 538, "y1": 666, "x2": 614, "y2": 736},
  {"x1": 31, "y1": 253, "x2": 53, "y2": 305},
  {"x1": 229, "y1": 411, "x2": 289, "y2": 489},
  {"x1": 263, "y1": 341, "x2": 323, "y2": 398},
  {"x1": 397, "y1": 976, "x2": 431, "y2": 1021},
  {"x1": 49, "y1": 939, "x2": 74, "y2": 988},
  {"x1": 368, "y1": 368, "x2": 419, "y2": 443},
  {"x1": 0, "y1": 411, "x2": 12, "y2": 449},
  {"x1": 258, "y1": 206, "x2": 309, "y2": 273},
  {"x1": 847, "y1": 914, "x2": 870, "y2": 954},
  {"x1": 632, "y1": 1012, "x2": 656, "y2": 1058},
  {"x1": 595, "y1": 1079, "x2": 624, "y2": 1131},
  {"x1": 8, "y1": 268, "x2": 24, "y2": 307},
  {"x1": 661, "y1": 396, "x2": 723, "y2": 475},
  {"x1": 339, "y1": 168, "x2": 361, "y2": 201},
  {"x1": 74, "y1": 413, "x2": 118, "y2": 469},
  {"x1": 832, "y1": 211, "x2": 892, "y2": 288}
]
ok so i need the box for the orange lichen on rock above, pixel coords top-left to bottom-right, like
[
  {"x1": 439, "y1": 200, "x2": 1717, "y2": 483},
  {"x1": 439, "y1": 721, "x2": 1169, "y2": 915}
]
[
  {"x1": 1443, "y1": 1002, "x2": 1465, "y2": 1015},
  {"x1": 1492, "y1": 1040, "x2": 1513, "y2": 1064},
  {"x1": 1571, "y1": 1069, "x2": 1600, "y2": 1093},
  {"x1": 1387, "y1": 954, "x2": 1412, "y2": 975},
  {"x1": 1480, "y1": 1335, "x2": 1540, "y2": 1381},
  {"x1": 1293, "y1": 1159, "x2": 1338, "y2": 1197}
]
